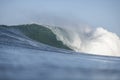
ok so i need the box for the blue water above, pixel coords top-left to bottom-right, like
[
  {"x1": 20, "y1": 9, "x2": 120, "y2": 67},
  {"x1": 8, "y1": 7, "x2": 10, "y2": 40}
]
[{"x1": 0, "y1": 24, "x2": 120, "y2": 80}]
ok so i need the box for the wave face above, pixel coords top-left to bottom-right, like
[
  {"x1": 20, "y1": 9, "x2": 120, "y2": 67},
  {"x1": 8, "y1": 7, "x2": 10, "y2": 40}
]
[
  {"x1": 0, "y1": 24, "x2": 70, "y2": 50},
  {"x1": 0, "y1": 24, "x2": 120, "y2": 57}
]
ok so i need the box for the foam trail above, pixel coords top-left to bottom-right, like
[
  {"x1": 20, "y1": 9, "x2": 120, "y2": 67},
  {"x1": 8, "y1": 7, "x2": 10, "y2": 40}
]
[{"x1": 50, "y1": 26, "x2": 120, "y2": 57}]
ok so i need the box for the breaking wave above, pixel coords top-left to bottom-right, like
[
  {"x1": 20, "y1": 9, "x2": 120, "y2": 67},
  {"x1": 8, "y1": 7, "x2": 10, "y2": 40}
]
[
  {"x1": 0, "y1": 24, "x2": 120, "y2": 57},
  {"x1": 50, "y1": 26, "x2": 120, "y2": 56}
]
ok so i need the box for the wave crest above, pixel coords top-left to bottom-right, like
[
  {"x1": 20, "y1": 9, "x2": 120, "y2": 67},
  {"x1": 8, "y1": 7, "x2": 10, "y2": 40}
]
[{"x1": 50, "y1": 26, "x2": 120, "y2": 56}]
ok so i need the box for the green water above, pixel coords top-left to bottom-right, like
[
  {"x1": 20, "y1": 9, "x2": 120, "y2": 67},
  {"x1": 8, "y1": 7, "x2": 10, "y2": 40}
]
[{"x1": 2, "y1": 24, "x2": 71, "y2": 50}]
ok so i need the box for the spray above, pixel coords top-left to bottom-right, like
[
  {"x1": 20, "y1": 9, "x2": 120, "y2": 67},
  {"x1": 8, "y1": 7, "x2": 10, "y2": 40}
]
[{"x1": 50, "y1": 26, "x2": 120, "y2": 57}]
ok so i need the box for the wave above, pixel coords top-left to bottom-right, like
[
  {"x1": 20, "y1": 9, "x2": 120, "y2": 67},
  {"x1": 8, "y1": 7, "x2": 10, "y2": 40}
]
[
  {"x1": 0, "y1": 24, "x2": 120, "y2": 57},
  {"x1": 50, "y1": 26, "x2": 120, "y2": 57},
  {"x1": 0, "y1": 24, "x2": 71, "y2": 50}
]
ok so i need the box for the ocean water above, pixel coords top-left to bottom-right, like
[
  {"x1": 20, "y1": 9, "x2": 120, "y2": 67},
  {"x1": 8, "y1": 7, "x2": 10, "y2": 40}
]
[{"x1": 0, "y1": 24, "x2": 120, "y2": 80}]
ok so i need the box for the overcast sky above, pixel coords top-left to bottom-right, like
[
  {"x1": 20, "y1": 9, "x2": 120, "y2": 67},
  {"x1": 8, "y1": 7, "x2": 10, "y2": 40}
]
[{"x1": 0, "y1": 0, "x2": 120, "y2": 35}]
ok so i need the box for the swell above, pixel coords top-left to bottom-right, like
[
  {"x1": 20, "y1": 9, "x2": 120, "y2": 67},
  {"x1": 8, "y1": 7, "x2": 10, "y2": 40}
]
[{"x1": 0, "y1": 24, "x2": 71, "y2": 50}]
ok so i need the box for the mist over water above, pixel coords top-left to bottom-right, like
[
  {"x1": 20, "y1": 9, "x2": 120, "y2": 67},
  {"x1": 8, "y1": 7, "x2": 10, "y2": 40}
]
[{"x1": 50, "y1": 26, "x2": 120, "y2": 57}]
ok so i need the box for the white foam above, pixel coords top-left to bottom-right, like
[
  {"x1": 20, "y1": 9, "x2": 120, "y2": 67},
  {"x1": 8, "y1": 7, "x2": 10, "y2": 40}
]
[{"x1": 50, "y1": 26, "x2": 120, "y2": 57}]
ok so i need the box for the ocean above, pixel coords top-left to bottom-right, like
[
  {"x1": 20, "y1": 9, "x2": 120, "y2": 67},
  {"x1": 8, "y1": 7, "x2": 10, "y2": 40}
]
[{"x1": 0, "y1": 24, "x2": 120, "y2": 80}]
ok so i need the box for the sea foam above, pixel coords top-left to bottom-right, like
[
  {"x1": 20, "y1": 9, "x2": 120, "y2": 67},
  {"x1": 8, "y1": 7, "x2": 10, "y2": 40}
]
[{"x1": 50, "y1": 26, "x2": 120, "y2": 57}]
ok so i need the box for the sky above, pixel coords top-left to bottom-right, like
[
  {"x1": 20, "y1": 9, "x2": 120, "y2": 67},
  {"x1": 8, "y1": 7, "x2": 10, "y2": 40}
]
[{"x1": 0, "y1": 0, "x2": 120, "y2": 35}]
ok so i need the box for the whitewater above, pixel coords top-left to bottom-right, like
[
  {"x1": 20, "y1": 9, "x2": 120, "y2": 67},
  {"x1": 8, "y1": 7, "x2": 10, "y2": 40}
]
[
  {"x1": 49, "y1": 26, "x2": 120, "y2": 57},
  {"x1": 0, "y1": 24, "x2": 120, "y2": 80}
]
